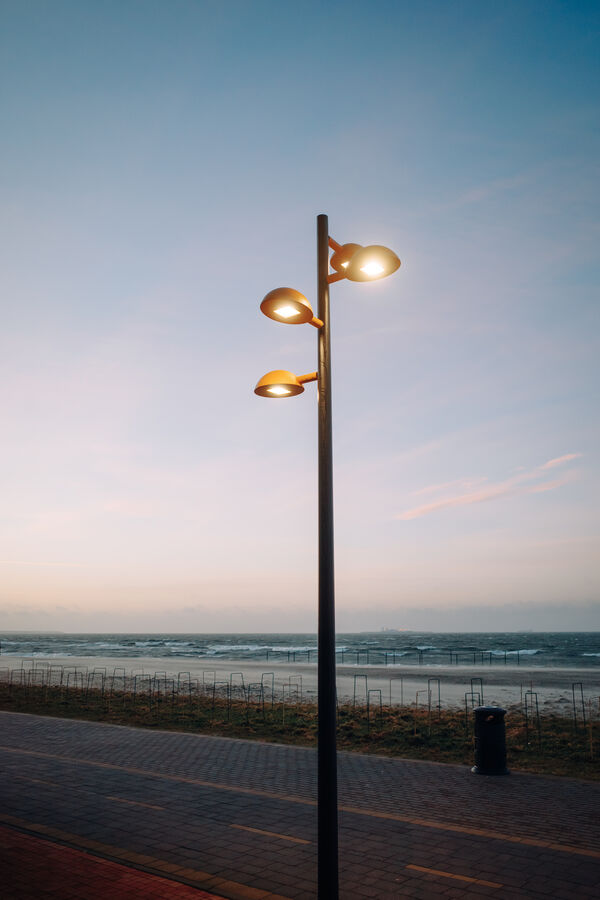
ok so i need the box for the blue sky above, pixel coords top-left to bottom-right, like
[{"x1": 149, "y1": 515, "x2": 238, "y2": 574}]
[{"x1": 1, "y1": 0, "x2": 598, "y2": 632}]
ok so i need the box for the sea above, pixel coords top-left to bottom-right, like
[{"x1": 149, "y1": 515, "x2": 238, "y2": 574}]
[{"x1": 1, "y1": 632, "x2": 599, "y2": 668}]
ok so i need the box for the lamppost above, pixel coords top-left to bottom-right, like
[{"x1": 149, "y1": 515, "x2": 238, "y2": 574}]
[{"x1": 254, "y1": 214, "x2": 401, "y2": 900}]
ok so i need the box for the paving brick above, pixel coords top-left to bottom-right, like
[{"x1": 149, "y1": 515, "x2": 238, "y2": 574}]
[
  {"x1": 1, "y1": 711, "x2": 600, "y2": 899},
  {"x1": 0, "y1": 825, "x2": 223, "y2": 899}
]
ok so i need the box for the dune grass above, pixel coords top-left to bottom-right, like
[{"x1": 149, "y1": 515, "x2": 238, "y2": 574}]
[{"x1": 1, "y1": 682, "x2": 597, "y2": 780}]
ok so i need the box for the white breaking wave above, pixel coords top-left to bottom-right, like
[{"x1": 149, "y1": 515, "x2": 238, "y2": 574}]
[
  {"x1": 207, "y1": 644, "x2": 273, "y2": 652},
  {"x1": 269, "y1": 646, "x2": 317, "y2": 653}
]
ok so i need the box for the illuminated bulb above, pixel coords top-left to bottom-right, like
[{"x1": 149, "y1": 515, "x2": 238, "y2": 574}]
[
  {"x1": 273, "y1": 305, "x2": 301, "y2": 319},
  {"x1": 360, "y1": 261, "x2": 385, "y2": 276},
  {"x1": 267, "y1": 385, "x2": 291, "y2": 396}
]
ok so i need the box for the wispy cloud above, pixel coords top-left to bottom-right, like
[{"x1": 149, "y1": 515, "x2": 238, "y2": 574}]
[
  {"x1": 526, "y1": 475, "x2": 572, "y2": 494},
  {"x1": 410, "y1": 477, "x2": 488, "y2": 498},
  {"x1": 396, "y1": 454, "x2": 581, "y2": 521},
  {"x1": 540, "y1": 453, "x2": 582, "y2": 470}
]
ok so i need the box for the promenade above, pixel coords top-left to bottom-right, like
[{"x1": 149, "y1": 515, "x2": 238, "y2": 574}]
[{"x1": 0, "y1": 711, "x2": 598, "y2": 899}]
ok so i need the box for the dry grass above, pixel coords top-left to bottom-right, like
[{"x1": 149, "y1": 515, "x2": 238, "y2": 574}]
[{"x1": 1, "y1": 682, "x2": 598, "y2": 780}]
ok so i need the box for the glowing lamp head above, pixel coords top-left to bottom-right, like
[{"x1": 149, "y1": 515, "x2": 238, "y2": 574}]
[
  {"x1": 254, "y1": 370, "x2": 305, "y2": 398},
  {"x1": 260, "y1": 288, "x2": 315, "y2": 324},
  {"x1": 344, "y1": 244, "x2": 401, "y2": 282}
]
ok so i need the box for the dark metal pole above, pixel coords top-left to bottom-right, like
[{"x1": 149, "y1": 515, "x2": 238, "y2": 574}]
[{"x1": 316, "y1": 212, "x2": 338, "y2": 899}]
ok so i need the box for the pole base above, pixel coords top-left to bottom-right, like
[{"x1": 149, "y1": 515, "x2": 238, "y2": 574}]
[{"x1": 471, "y1": 765, "x2": 510, "y2": 776}]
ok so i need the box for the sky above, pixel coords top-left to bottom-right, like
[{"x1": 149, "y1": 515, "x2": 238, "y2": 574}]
[{"x1": 1, "y1": 0, "x2": 598, "y2": 633}]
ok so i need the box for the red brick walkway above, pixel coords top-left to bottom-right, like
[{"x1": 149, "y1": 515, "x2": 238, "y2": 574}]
[{"x1": 0, "y1": 825, "x2": 222, "y2": 900}]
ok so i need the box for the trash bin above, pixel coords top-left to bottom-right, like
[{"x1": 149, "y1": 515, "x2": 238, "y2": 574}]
[{"x1": 471, "y1": 706, "x2": 509, "y2": 775}]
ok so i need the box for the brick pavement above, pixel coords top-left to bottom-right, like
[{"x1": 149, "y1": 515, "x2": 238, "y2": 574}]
[
  {"x1": 0, "y1": 825, "x2": 223, "y2": 899},
  {"x1": 0, "y1": 711, "x2": 599, "y2": 898}
]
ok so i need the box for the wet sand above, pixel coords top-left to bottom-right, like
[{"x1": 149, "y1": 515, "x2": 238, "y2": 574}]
[{"x1": 6, "y1": 654, "x2": 600, "y2": 713}]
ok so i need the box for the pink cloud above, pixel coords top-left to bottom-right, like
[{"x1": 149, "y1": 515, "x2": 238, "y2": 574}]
[
  {"x1": 526, "y1": 474, "x2": 574, "y2": 494},
  {"x1": 397, "y1": 454, "x2": 581, "y2": 521},
  {"x1": 398, "y1": 479, "x2": 522, "y2": 520},
  {"x1": 410, "y1": 476, "x2": 487, "y2": 497},
  {"x1": 539, "y1": 453, "x2": 582, "y2": 470}
]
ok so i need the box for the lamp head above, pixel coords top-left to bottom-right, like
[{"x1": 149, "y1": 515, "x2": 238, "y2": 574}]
[
  {"x1": 260, "y1": 288, "x2": 315, "y2": 324},
  {"x1": 330, "y1": 242, "x2": 362, "y2": 274},
  {"x1": 344, "y1": 244, "x2": 401, "y2": 282},
  {"x1": 254, "y1": 370, "x2": 305, "y2": 398}
]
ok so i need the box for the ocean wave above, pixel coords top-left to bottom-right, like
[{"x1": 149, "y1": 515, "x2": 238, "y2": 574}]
[
  {"x1": 268, "y1": 646, "x2": 317, "y2": 653},
  {"x1": 206, "y1": 644, "x2": 317, "y2": 653},
  {"x1": 86, "y1": 643, "x2": 134, "y2": 650},
  {"x1": 133, "y1": 640, "x2": 171, "y2": 647},
  {"x1": 207, "y1": 644, "x2": 273, "y2": 652},
  {"x1": 3, "y1": 632, "x2": 598, "y2": 667},
  {"x1": 1, "y1": 651, "x2": 71, "y2": 658}
]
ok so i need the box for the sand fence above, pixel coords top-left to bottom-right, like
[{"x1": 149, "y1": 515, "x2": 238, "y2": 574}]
[{"x1": 1, "y1": 657, "x2": 599, "y2": 723}]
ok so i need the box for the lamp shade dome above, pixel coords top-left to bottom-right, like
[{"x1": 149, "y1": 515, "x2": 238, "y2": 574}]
[
  {"x1": 329, "y1": 242, "x2": 362, "y2": 273},
  {"x1": 345, "y1": 244, "x2": 401, "y2": 282},
  {"x1": 254, "y1": 370, "x2": 305, "y2": 398},
  {"x1": 260, "y1": 288, "x2": 315, "y2": 324}
]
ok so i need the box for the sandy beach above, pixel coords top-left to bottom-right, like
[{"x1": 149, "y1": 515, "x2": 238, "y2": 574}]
[{"x1": 5, "y1": 654, "x2": 600, "y2": 714}]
